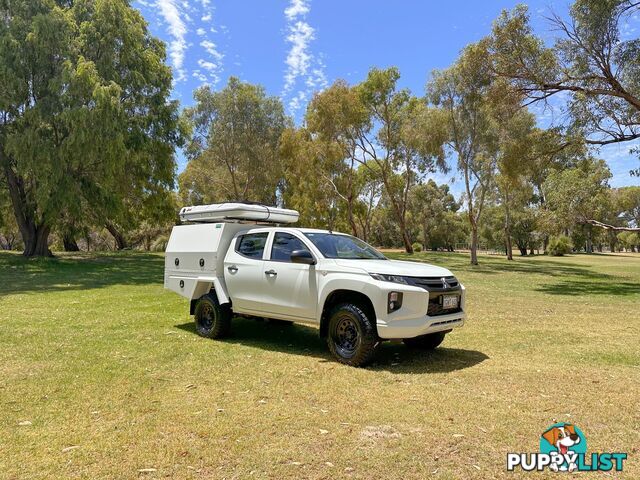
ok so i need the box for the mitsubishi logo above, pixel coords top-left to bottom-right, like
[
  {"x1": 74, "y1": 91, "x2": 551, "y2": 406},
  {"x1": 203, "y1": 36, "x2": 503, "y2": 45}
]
[{"x1": 441, "y1": 277, "x2": 448, "y2": 289}]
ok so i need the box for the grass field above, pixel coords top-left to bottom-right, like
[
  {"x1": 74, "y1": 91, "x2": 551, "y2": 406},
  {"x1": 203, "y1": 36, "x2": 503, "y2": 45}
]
[{"x1": 1, "y1": 250, "x2": 639, "y2": 479}]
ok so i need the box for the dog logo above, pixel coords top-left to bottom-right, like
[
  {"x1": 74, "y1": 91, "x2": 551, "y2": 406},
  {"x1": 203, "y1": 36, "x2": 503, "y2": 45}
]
[
  {"x1": 540, "y1": 423, "x2": 585, "y2": 472},
  {"x1": 507, "y1": 422, "x2": 627, "y2": 473}
]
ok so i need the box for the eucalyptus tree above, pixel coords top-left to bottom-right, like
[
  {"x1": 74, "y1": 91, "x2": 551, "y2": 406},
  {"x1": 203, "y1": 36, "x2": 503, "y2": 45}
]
[
  {"x1": 490, "y1": 1, "x2": 640, "y2": 175},
  {"x1": 304, "y1": 69, "x2": 447, "y2": 253},
  {"x1": 180, "y1": 78, "x2": 290, "y2": 206},
  {"x1": 0, "y1": 0, "x2": 183, "y2": 256},
  {"x1": 543, "y1": 157, "x2": 612, "y2": 252},
  {"x1": 409, "y1": 180, "x2": 458, "y2": 251},
  {"x1": 279, "y1": 126, "x2": 348, "y2": 231},
  {"x1": 428, "y1": 43, "x2": 500, "y2": 265},
  {"x1": 491, "y1": 94, "x2": 539, "y2": 260}
]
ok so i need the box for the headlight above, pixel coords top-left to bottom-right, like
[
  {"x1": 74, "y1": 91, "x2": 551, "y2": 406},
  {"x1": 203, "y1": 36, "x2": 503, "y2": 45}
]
[{"x1": 369, "y1": 273, "x2": 409, "y2": 284}]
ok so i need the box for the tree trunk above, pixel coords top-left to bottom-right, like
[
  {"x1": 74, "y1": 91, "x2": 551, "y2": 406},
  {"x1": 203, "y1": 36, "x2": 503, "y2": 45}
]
[
  {"x1": 608, "y1": 231, "x2": 617, "y2": 253},
  {"x1": 346, "y1": 194, "x2": 358, "y2": 238},
  {"x1": 3, "y1": 162, "x2": 52, "y2": 257},
  {"x1": 23, "y1": 224, "x2": 52, "y2": 257},
  {"x1": 503, "y1": 193, "x2": 513, "y2": 260},
  {"x1": 518, "y1": 245, "x2": 528, "y2": 256},
  {"x1": 106, "y1": 221, "x2": 128, "y2": 250},
  {"x1": 470, "y1": 224, "x2": 479, "y2": 265},
  {"x1": 504, "y1": 228, "x2": 513, "y2": 260},
  {"x1": 422, "y1": 220, "x2": 429, "y2": 252},
  {"x1": 585, "y1": 225, "x2": 593, "y2": 253},
  {"x1": 63, "y1": 234, "x2": 80, "y2": 252},
  {"x1": 401, "y1": 225, "x2": 413, "y2": 254}
]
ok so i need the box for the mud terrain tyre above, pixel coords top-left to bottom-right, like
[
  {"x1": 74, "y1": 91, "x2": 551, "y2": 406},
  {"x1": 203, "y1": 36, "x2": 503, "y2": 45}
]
[
  {"x1": 327, "y1": 303, "x2": 379, "y2": 367},
  {"x1": 194, "y1": 292, "x2": 232, "y2": 339}
]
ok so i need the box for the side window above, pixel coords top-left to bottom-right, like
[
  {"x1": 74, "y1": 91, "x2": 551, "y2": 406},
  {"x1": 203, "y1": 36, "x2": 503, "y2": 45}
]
[
  {"x1": 270, "y1": 232, "x2": 307, "y2": 262},
  {"x1": 236, "y1": 233, "x2": 269, "y2": 259}
]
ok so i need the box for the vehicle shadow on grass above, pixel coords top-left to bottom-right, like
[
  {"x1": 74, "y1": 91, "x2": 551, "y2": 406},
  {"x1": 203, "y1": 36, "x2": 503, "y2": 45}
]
[
  {"x1": 175, "y1": 318, "x2": 488, "y2": 373},
  {"x1": 0, "y1": 251, "x2": 164, "y2": 297}
]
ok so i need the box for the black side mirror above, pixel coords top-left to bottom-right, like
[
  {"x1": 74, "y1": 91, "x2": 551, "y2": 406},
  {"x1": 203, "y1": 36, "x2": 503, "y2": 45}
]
[{"x1": 290, "y1": 249, "x2": 316, "y2": 265}]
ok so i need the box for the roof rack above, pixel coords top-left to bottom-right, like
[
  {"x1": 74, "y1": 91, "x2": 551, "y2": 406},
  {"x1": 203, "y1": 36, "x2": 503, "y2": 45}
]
[{"x1": 179, "y1": 202, "x2": 299, "y2": 224}]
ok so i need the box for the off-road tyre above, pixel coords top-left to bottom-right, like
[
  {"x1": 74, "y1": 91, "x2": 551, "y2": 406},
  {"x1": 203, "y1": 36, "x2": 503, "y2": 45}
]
[
  {"x1": 194, "y1": 292, "x2": 232, "y2": 339},
  {"x1": 326, "y1": 303, "x2": 379, "y2": 367},
  {"x1": 403, "y1": 331, "x2": 447, "y2": 350}
]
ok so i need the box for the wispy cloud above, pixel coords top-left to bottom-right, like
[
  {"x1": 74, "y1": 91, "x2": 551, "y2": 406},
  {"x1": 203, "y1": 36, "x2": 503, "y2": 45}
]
[
  {"x1": 284, "y1": 20, "x2": 314, "y2": 92},
  {"x1": 197, "y1": 4, "x2": 224, "y2": 86},
  {"x1": 151, "y1": 0, "x2": 224, "y2": 86},
  {"x1": 157, "y1": 0, "x2": 188, "y2": 82},
  {"x1": 282, "y1": 0, "x2": 327, "y2": 114},
  {"x1": 200, "y1": 40, "x2": 223, "y2": 62}
]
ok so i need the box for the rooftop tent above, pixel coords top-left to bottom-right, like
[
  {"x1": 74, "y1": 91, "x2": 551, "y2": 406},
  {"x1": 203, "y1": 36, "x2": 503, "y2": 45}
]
[{"x1": 179, "y1": 203, "x2": 300, "y2": 224}]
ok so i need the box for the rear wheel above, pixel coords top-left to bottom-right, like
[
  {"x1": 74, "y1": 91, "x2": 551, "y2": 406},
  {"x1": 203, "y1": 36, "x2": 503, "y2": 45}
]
[
  {"x1": 403, "y1": 331, "x2": 447, "y2": 350},
  {"x1": 194, "y1": 292, "x2": 232, "y2": 338},
  {"x1": 327, "y1": 303, "x2": 379, "y2": 367}
]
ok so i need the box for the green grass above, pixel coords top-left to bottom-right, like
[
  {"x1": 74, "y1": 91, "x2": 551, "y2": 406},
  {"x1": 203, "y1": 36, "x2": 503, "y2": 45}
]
[{"x1": 1, "y1": 250, "x2": 639, "y2": 479}]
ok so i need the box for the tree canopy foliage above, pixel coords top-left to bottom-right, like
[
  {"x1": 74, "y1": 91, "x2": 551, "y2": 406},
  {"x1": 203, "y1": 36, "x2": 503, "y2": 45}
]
[
  {"x1": 179, "y1": 77, "x2": 290, "y2": 206},
  {"x1": 489, "y1": 1, "x2": 640, "y2": 174},
  {"x1": 0, "y1": 0, "x2": 183, "y2": 256}
]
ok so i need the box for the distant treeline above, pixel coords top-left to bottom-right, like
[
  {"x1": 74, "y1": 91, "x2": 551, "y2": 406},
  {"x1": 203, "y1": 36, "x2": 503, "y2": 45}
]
[{"x1": 1, "y1": 0, "x2": 639, "y2": 263}]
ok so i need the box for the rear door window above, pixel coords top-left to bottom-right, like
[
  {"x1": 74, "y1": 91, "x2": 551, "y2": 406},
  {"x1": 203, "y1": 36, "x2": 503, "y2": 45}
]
[{"x1": 236, "y1": 232, "x2": 269, "y2": 259}]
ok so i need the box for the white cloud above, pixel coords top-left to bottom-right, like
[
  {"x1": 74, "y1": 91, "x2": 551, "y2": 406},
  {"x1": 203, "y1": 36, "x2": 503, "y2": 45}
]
[
  {"x1": 288, "y1": 91, "x2": 307, "y2": 113},
  {"x1": 196, "y1": 27, "x2": 206, "y2": 36},
  {"x1": 282, "y1": 0, "x2": 326, "y2": 114},
  {"x1": 202, "y1": 13, "x2": 212, "y2": 22},
  {"x1": 284, "y1": 21, "x2": 314, "y2": 92},
  {"x1": 285, "y1": 0, "x2": 310, "y2": 20},
  {"x1": 192, "y1": 70, "x2": 207, "y2": 82},
  {"x1": 200, "y1": 40, "x2": 224, "y2": 62},
  {"x1": 157, "y1": 0, "x2": 188, "y2": 82},
  {"x1": 198, "y1": 59, "x2": 217, "y2": 71}
]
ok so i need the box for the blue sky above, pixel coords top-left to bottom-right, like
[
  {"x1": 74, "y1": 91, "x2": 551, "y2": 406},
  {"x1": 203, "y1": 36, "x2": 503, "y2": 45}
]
[{"x1": 133, "y1": 0, "x2": 640, "y2": 194}]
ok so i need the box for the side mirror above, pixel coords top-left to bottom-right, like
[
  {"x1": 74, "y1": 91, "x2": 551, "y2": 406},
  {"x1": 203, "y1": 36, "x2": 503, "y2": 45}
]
[{"x1": 290, "y1": 249, "x2": 316, "y2": 265}]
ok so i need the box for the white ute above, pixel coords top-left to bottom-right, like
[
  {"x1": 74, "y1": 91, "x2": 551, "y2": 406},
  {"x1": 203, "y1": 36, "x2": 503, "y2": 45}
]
[{"x1": 165, "y1": 203, "x2": 466, "y2": 367}]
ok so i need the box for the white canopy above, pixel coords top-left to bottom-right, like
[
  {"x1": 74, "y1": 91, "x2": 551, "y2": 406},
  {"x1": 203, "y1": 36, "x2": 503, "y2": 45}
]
[{"x1": 179, "y1": 203, "x2": 299, "y2": 224}]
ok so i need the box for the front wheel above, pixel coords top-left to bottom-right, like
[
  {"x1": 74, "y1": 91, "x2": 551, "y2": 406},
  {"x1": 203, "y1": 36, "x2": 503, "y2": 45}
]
[
  {"x1": 403, "y1": 331, "x2": 447, "y2": 350},
  {"x1": 327, "y1": 303, "x2": 379, "y2": 367},
  {"x1": 194, "y1": 292, "x2": 232, "y2": 339}
]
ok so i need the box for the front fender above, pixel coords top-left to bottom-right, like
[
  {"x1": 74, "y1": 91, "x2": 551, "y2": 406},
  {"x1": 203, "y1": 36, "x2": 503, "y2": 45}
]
[{"x1": 316, "y1": 273, "x2": 378, "y2": 322}]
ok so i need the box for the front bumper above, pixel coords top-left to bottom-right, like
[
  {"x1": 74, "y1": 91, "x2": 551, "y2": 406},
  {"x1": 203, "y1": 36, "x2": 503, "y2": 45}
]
[
  {"x1": 376, "y1": 311, "x2": 465, "y2": 339},
  {"x1": 374, "y1": 284, "x2": 466, "y2": 339}
]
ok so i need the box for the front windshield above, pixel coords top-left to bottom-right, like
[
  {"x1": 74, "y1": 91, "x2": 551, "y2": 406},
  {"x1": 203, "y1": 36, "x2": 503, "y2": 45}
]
[{"x1": 304, "y1": 233, "x2": 387, "y2": 260}]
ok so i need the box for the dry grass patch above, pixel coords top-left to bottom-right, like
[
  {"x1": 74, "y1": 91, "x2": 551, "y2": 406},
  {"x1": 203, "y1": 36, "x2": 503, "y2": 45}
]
[{"x1": 0, "y1": 251, "x2": 639, "y2": 479}]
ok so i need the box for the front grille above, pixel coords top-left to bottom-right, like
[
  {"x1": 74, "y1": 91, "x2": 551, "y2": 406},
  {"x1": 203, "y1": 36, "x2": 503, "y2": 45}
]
[
  {"x1": 410, "y1": 276, "x2": 459, "y2": 291},
  {"x1": 405, "y1": 275, "x2": 462, "y2": 317}
]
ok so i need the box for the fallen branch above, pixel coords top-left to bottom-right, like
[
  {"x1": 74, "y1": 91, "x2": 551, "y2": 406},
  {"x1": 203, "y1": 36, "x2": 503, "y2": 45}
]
[{"x1": 585, "y1": 219, "x2": 640, "y2": 232}]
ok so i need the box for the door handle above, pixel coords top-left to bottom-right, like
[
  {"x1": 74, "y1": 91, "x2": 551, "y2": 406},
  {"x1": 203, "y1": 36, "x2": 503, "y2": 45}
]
[
  {"x1": 227, "y1": 265, "x2": 238, "y2": 273},
  {"x1": 264, "y1": 269, "x2": 277, "y2": 276}
]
